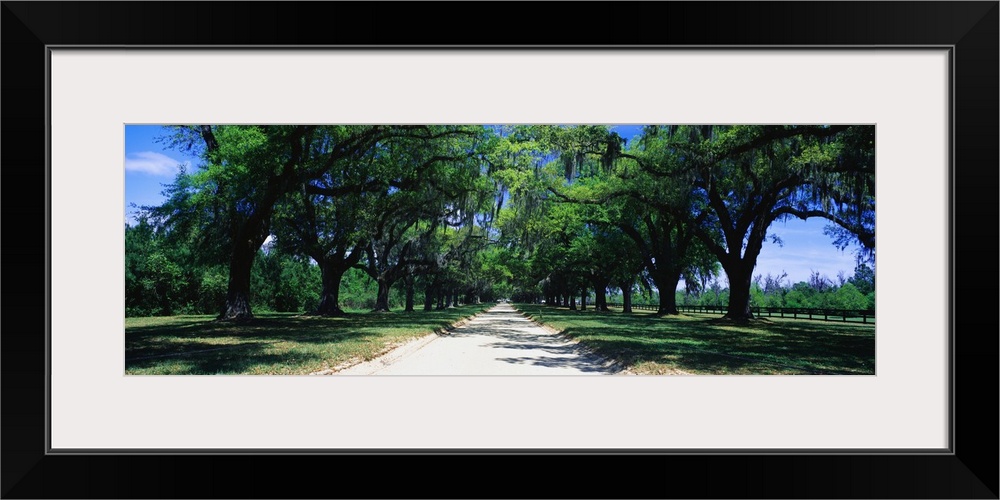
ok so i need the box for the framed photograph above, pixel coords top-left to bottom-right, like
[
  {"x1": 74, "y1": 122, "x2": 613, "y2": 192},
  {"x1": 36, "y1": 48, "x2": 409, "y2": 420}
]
[{"x1": 3, "y1": 2, "x2": 996, "y2": 498}]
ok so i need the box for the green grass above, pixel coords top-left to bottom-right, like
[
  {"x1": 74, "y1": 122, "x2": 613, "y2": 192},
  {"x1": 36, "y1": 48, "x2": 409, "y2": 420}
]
[
  {"x1": 125, "y1": 305, "x2": 490, "y2": 375},
  {"x1": 515, "y1": 304, "x2": 875, "y2": 375}
]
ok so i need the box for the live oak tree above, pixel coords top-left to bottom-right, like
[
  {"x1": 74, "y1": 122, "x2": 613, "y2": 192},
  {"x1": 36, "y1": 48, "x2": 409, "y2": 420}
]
[
  {"x1": 418, "y1": 223, "x2": 492, "y2": 309},
  {"x1": 362, "y1": 213, "x2": 433, "y2": 313},
  {"x1": 607, "y1": 196, "x2": 712, "y2": 315},
  {"x1": 607, "y1": 231, "x2": 647, "y2": 313},
  {"x1": 568, "y1": 223, "x2": 642, "y2": 312},
  {"x1": 547, "y1": 125, "x2": 716, "y2": 315},
  {"x1": 819, "y1": 126, "x2": 876, "y2": 264},
  {"x1": 491, "y1": 126, "x2": 661, "y2": 310},
  {"x1": 155, "y1": 125, "x2": 436, "y2": 321},
  {"x1": 679, "y1": 125, "x2": 875, "y2": 321},
  {"x1": 135, "y1": 123, "x2": 874, "y2": 322},
  {"x1": 473, "y1": 126, "x2": 560, "y2": 303},
  {"x1": 545, "y1": 124, "x2": 872, "y2": 320},
  {"x1": 271, "y1": 183, "x2": 369, "y2": 316},
  {"x1": 355, "y1": 126, "x2": 488, "y2": 312}
]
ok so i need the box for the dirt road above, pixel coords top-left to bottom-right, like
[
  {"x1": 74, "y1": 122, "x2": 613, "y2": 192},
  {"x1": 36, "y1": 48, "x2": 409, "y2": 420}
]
[{"x1": 333, "y1": 303, "x2": 620, "y2": 375}]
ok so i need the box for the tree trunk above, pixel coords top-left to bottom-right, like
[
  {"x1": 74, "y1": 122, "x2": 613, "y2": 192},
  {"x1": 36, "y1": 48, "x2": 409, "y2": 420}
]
[
  {"x1": 723, "y1": 264, "x2": 755, "y2": 321},
  {"x1": 312, "y1": 242, "x2": 365, "y2": 316},
  {"x1": 654, "y1": 271, "x2": 681, "y2": 315},
  {"x1": 569, "y1": 294, "x2": 577, "y2": 310},
  {"x1": 373, "y1": 278, "x2": 392, "y2": 312},
  {"x1": 580, "y1": 288, "x2": 587, "y2": 311},
  {"x1": 219, "y1": 241, "x2": 256, "y2": 321},
  {"x1": 593, "y1": 279, "x2": 609, "y2": 311},
  {"x1": 424, "y1": 284, "x2": 435, "y2": 311},
  {"x1": 621, "y1": 280, "x2": 634, "y2": 313},
  {"x1": 404, "y1": 280, "x2": 415, "y2": 312},
  {"x1": 314, "y1": 262, "x2": 346, "y2": 316},
  {"x1": 657, "y1": 290, "x2": 678, "y2": 315}
]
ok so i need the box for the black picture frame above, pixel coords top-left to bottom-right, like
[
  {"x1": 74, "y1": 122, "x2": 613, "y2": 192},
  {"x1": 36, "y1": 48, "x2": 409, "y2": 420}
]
[{"x1": 3, "y1": 2, "x2": 996, "y2": 498}]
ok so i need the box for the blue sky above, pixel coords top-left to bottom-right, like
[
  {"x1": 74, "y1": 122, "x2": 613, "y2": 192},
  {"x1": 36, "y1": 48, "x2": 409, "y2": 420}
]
[
  {"x1": 611, "y1": 125, "x2": 863, "y2": 287},
  {"x1": 124, "y1": 125, "x2": 201, "y2": 223},
  {"x1": 124, "y1": 125, "x2": 865, "y2": 288}
]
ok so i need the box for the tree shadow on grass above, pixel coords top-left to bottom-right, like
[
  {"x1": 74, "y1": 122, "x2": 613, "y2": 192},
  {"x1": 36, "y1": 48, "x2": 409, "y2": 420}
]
[
  {"x1": 130, "y1": 312, "x2": 471, "y2": 336},
  {"x1": 125, "y1": 306, "x2": 488, "y2": 374},
  {"x1": 125, "y1": 344, "x2": 332, "y2": 375},
  {"x1": 516, "y1": 305, "x2": 875, "y2": 375},
  {"x1": 565, "y1": 326, "x2": 873, "y2": 375},
  {"x1": 125, "y1": 327, "x2": 375, "y2": 360}
]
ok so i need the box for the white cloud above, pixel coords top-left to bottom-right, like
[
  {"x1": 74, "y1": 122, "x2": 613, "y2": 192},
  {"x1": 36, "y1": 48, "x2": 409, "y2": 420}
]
[{"x1": 124, "y1": 151, "x2": 188, "y2": 176}]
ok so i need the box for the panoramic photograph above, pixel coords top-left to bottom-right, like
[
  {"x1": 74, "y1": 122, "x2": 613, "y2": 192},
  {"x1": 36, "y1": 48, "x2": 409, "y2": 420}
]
[{"x1": 124, "y1": 125, "x2": 875, "y2": 375}]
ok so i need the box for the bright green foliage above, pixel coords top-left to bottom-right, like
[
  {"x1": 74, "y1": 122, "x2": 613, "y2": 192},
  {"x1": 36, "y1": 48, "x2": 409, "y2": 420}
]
[
  {"x1": 250, "y1": 249, "x2": 322, "y2": 313},
  {"x1": 128, "y1": 124, "x2": 875, "y2": 323},
  {"x1": 126, "y1": 216, "x2": 324, "y2": 317},
  {"x1": 749, "y1": 283, "x2": 766, "y2": 308},
  {"x1": 336, "y1": 267, "x2": 406, "y2": 311},
  {"x1": 353, "y1": 126, "x2": 495, "y2": 311},
  {"x1": 196, "y1": 266, "x2": 229, "y2": 314},
  {"x1": 783, "y1": 289, "x2": 808, "y2": 308},
  {"x1": 679, "y1": 275, "x2": 876, "y2": 311},
  {"x1": 541, "y1": 125, "x2": 723, "y2": 314},
  {"x1": 698, "y1": 282, "x2": 729, "y2": 307},
  {"x1": 152, "y1": 125, "x2": 436, "y2": 320},
  {"x1": 125, "y1": 217, "x2": 196, "y2": 316},
  {"x1": 849, "y1": 262, "x2": 876, "y2": 295},
  {"x1": 831, "y1": 282, "x2": 869, "y2": 310},
  {"x1": 653, "y1": 125, "x2": 877, "y2": 320}
]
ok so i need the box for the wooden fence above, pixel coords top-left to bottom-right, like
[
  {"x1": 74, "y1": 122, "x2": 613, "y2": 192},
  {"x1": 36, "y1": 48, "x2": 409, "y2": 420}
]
[
  {"x1": 603, "y1": 303, "x2": 875, "y2": 324},
  {"x1": 604, "y1": 302, "x2": 659, "y2": 312}
]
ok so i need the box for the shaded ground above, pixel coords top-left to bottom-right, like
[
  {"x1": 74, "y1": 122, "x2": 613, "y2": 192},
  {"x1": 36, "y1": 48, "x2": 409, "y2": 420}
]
[
  {"x1": 125, "y1": 305, "x2": 488, "y2": 375},
  {"x1": 334, "y1": 303, "x2": 620, "y2": 375},
  {"x1": 516, "y1": 304, "x2": 876, "y2": 375}
]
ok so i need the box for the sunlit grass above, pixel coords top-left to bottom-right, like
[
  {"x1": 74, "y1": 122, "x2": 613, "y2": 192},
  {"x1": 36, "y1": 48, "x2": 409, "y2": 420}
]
[
  {"x1": 125, "y1": 305, "x2": 489, "y2": 375},
  {"x1": 515, "y1": 304, "x2": 875, "y2": 375}
]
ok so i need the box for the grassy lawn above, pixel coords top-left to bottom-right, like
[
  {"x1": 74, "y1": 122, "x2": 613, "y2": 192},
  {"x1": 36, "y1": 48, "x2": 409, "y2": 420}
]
[
  {"x1": 515, "y1": 304, "x2": 875, "y2": 375},
  {"x1": 125, "y1": 304, "x2": 489, "y2": 375}
]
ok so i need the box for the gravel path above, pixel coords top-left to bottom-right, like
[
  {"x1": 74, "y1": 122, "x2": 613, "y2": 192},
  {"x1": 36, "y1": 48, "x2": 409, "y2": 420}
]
[{"x1": 333, "y1": 303, "x2": 621, "y2": 375}]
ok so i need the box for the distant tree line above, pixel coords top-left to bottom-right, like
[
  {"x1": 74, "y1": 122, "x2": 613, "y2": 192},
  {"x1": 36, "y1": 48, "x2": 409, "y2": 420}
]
[{"x1": 672, "y1": 265, "x2": 875, "y2": 310}]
